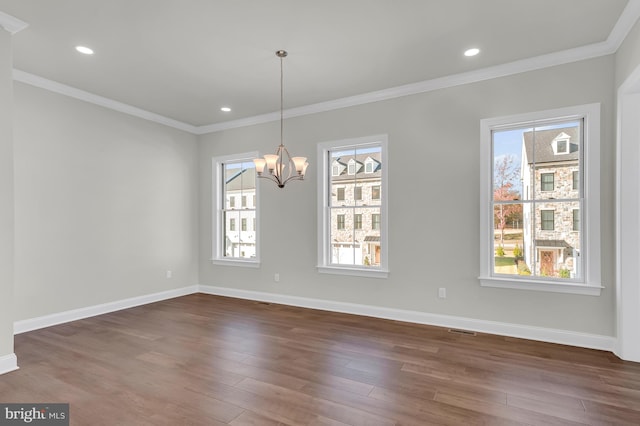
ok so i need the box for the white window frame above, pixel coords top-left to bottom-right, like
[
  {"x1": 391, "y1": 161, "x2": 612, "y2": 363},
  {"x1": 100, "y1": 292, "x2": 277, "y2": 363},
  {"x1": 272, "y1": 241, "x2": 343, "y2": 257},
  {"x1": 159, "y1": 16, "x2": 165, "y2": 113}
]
[
  {"x1": 317, "y1": 135, "x2": 389, "y2": 278},
  {"x1": 479, "y1": 103, "x2": 602, "y2": 295},
  {"x1": 212, "y1": 151, "x2": 260, "y2": 268}
]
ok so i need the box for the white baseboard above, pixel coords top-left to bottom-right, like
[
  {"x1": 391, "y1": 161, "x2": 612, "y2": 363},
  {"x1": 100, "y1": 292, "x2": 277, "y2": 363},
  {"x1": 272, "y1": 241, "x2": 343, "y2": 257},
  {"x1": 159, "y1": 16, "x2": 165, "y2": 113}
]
[
  {"x1": 0, "y1": 353, "x2": 18, "y2": 375},
  {"x1": 13, "y1": 285, "x2": 198, "y2": 334},
  {"x1": 198, "y1": 285, "x2": 616, "y2": 352},
  {"x1": 11, "y1": 284, "x2": 616, "y2": 354}
]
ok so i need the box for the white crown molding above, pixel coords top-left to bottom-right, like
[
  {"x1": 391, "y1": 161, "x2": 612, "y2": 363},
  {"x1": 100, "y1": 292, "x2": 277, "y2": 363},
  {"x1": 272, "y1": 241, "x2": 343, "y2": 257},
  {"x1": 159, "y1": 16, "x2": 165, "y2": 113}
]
[
  {"x1": 608, "y1": 0, "x2": 640, "y2": 49},
  {"x1": 195, "y1": 111, "x2": 280, "y2": 135},
  {"x1": 11, "y1": 1, "x2": 640, "y2": 135},
  {"x1": 0, "y1": 11, "x2": 28, "y2": 34},
  {"x1": 0, "y1": 353, "x2": 18, "y2": 375},
  {"x1": 13, "y1": 285, "x2": 198, "y2": 334},
  {"x1": 12, "y1": 70, "x2": 199, "y2": 134},
  {"x1": 201, "y1": 43, "x2": 613, "y2": 134},
  {"x1": 198, "y1": 285, "x2": 616, "y2": 353}
]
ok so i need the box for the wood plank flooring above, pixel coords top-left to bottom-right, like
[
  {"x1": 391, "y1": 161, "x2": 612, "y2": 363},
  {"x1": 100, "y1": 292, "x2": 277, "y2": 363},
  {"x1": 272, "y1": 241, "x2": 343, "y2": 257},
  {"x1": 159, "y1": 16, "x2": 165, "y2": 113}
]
[{"x1": 1, "y1": 293, "x2": 640, "y2": 425}]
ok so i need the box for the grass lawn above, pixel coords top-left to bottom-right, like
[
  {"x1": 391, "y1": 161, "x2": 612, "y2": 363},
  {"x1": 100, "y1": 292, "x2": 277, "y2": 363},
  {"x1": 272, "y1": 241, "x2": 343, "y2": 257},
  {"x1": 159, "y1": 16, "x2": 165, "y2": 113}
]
[{"x1": 494, "y1": 256, "x2": 516, "y2": 267}]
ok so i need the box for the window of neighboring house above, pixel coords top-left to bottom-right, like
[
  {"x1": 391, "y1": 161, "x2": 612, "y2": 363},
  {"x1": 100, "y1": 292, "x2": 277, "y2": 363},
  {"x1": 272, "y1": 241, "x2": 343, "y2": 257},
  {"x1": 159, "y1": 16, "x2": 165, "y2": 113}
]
[
  {"x1": 541, "y1": 173, "x2": 554, "y2": 191},
  {"x1": 354, "y1": 214, "x2": 363, "y2": 230},
  {"x1": 541, "y1": 210, "x2": 554, "y2": 231},
  {"x1": 317, "y1": 135, "x2": 389, "y2": 278},
  {"x1": 556, "y1": 139, "x2": 568, "y2": 153},
  {"x1": 365, "y1": 162, "x2": 373, "y2": 173},
  {"x1": 332, "y1": 164, "x2": 341, "y2": 176},
  {"x1": 354, "y1": 186, "x2": 362, "y2": 200},
  {"x1": 479, "y1": 103, "x2": 602, "y2": 295},
  {"x1": 372, "y1": 213, "x2": 380, "y2": 230},
  {"x1": 212, "y1": 152, "x2": 259, "y2": 267},
  {"x1": 372, "y1": 185, "x2": 381, "y2": 200}
]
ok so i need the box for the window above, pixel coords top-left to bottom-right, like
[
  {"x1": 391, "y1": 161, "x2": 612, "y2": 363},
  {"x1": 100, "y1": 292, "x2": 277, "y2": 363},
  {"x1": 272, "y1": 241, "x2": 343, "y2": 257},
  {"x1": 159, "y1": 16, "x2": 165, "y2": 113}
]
[
  {"x1": 541, "y1": 173, "x2": 554, "y2": 191},
  {"x1": 212, "y1": 152, "x2": 259, "y2": 267},
  {"x1": 317, "y1": 135, "x2": 389, "y2": 278},
  {"x1": 354, "y1": 214, "x2": 362, "y2": 230},
  {"x1": 541, "y1": 210, "x2": 554, "y2": 231},
  {"x1": 372, "y1": 185, "x2": 381, "y2": 200},
  {"x1": 479, "y1": 104, "x2": 602, "y2": 295},
  {"x1": 557, "y1": 139, "x2": 567, "y2": 153},
  {"x1": 372, "y1": 213, "x2": 380, "y2": 230},
  {"x1": 365, "y1": 162, "x2": 373, "y2": 173}
]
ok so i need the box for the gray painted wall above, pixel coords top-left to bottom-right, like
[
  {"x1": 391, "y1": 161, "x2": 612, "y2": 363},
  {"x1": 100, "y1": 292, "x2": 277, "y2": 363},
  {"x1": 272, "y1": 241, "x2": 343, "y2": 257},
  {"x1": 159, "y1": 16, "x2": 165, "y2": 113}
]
[
  {"x1": 12, "y1": 83, "x2": 199, "y2": 321},
  {"x1": 616, "y1": 18, "x2": 640, "y2": 88},
  {"x1": 0, "y1": 29, "x2": 14, "y2": 358},
  {"x1": 199, "y1": 55, "x2": 616, "y2": 336}
]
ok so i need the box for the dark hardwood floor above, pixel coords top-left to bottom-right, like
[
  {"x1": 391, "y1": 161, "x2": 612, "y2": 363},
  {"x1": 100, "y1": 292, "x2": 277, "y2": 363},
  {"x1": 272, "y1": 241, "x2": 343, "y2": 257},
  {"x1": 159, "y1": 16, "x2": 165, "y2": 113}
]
[{"x1": 1, "y1": 294, "x2": 640, "y2": 425}]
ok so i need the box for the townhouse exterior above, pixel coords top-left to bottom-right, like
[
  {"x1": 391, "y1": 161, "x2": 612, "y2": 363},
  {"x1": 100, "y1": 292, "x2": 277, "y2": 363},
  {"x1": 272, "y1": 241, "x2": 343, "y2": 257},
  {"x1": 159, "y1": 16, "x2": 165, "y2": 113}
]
[
  {"x1": 223, "y1": 166, "x2": 257, "y2": 259},
  {"x1": 330, "y1": 151, "x2": 382, "y2": 266},
  {"x1": 521, "y1": 126, "x2": 581, "y2": 278}
]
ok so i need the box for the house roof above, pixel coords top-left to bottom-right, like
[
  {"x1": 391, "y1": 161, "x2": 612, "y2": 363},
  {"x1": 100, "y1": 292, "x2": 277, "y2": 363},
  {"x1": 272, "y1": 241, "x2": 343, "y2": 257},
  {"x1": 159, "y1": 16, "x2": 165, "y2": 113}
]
[
  {"x1": 224, "y1": 167, "x2": 256, "y2": 192},
  {"x1": 523, "y1": 127, "x2": 580, "y2": 164},
  {"x1": 535, "y1": 239, "x2": 572, "y2": 249},
  {"x1": 332, "y1": 152, "x2": 382, "y2": 182}
]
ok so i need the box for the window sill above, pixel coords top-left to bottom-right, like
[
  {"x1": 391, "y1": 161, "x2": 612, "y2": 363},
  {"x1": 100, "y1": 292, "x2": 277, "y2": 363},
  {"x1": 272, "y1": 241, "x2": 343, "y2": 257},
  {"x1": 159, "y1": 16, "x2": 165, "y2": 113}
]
[
  {"x1": 479, "y1": 276, "x2": 602, "y2": 296},
  {"x1": 317, "y1": 265, "x2": 389, "y2": 279},
  {"x1": 211, "y1": 258, "x2": 260, "y2": 268}
]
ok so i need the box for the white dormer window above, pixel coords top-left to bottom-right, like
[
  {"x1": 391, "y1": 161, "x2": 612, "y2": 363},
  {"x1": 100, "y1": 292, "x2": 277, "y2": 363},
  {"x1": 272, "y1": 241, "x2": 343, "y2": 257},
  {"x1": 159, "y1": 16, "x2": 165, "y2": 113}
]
[
  {"x1": 552, "y1": 132, "x2": 571, "y2": 155},
  {"x1": 364, "y1": 157, "x2": 380, "y2": 174},
  {"x1": 332, "y1": 160, "x2": 346, "y2": 176},
  {"x1": 347, "y1": 159, "x2": 362, "y2": 175}
]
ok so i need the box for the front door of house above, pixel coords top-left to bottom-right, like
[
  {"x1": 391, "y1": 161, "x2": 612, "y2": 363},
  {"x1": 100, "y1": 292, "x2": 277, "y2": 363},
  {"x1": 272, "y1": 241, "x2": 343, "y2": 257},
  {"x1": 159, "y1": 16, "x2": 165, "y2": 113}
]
[{"x1": 540, "y1": 250, "x2": 555, "y2": 276}]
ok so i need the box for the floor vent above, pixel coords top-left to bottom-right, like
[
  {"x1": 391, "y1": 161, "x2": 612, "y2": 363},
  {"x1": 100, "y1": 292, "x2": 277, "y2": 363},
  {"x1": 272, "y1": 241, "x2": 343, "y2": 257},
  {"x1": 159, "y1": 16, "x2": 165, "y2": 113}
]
[{"x1": 448, "y1": 328, "x2": 477, "y2": 336}]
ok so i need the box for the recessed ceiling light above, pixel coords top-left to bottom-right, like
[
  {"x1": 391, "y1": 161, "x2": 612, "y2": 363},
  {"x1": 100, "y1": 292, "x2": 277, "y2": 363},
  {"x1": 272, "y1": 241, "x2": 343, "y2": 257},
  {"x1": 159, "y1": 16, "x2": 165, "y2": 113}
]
[
  {"x1": 464, "y1": 48, "x2": 480, "y2": 57},
  {"x1": 75, "y1": 46, "x2": 94, "y2": 55},
  {"x1": 220, "y1": 107, "x2": 231, "y2": 112}
]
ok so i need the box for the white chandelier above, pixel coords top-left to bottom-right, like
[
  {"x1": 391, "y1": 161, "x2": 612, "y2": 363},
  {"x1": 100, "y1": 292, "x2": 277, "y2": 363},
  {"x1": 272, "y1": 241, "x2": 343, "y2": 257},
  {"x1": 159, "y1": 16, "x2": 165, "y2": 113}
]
[{"x1": 253, "y1": 50, "x2": 308, "y2": 188}]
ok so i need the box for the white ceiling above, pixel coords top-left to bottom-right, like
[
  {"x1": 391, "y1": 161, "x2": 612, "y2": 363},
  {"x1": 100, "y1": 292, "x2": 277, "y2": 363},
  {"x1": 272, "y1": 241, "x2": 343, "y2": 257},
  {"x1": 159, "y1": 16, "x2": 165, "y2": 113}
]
[{"x1": 0, "y1": 0, "x2": 637, "y2": 130}]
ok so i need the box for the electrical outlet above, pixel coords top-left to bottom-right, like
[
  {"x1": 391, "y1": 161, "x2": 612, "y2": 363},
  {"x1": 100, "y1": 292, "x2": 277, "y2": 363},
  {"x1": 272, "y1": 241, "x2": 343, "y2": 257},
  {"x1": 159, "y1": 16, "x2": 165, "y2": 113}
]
[
  {"x1": 274, "y1": 273, "x2": 280, "y2": 282},
  {"x1": 166, "y1": 270, "x2": 172, "y2": 279},
  {"x1": 438, "y1": 288, "x2": 446, "y2": 299}
]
